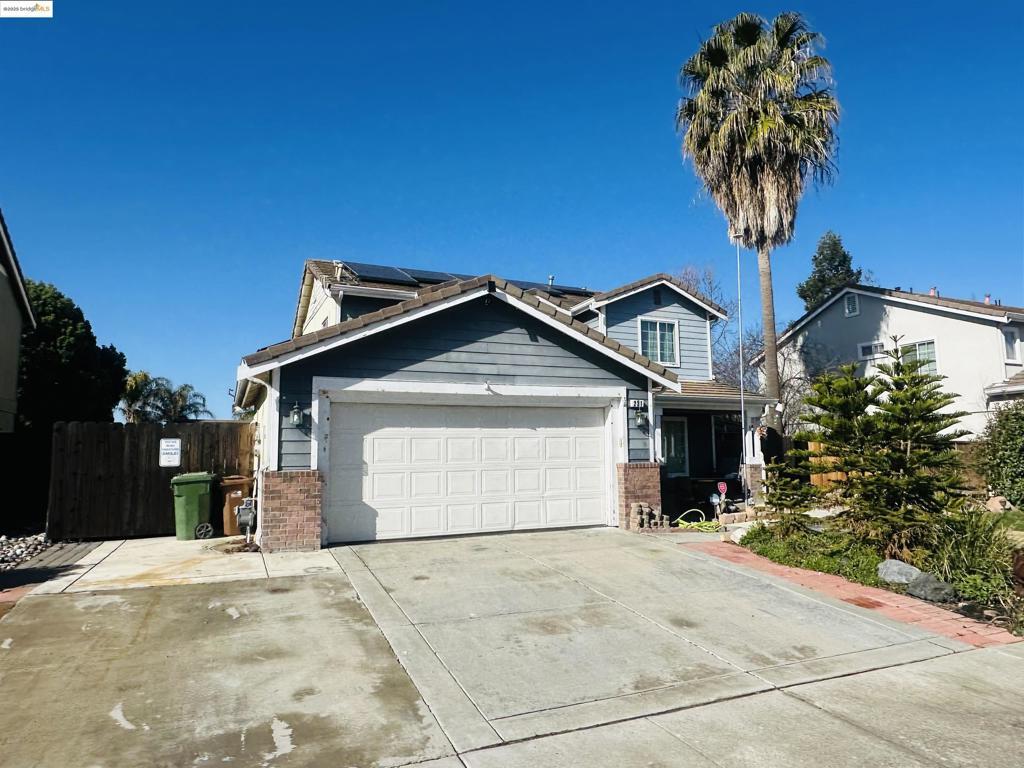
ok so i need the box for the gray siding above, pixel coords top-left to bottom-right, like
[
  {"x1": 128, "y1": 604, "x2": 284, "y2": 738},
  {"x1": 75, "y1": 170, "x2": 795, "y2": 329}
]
[
  {"x1": 626, "y1": 386, "x2": 650, "y2": 462},
  {"x1": 277, "y1": 297, "x2": 648, "y2": 469},
  {"x1": 340, "y1": 295, "x2": 400, "y2": 321},
  {"x1": 604, "y1": 287, "x2": 712, "y2": 380}
]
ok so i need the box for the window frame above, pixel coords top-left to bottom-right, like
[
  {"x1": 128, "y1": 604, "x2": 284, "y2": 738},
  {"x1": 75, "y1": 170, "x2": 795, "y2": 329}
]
[
  {"x1": 899, "y1": 338, "x2": 939, "y2": 375},
  {"x1": 844, "y1": 293, "x2": 860, "y2": 317},
  {"x1": 857, "y1": 340, "x2": 886, "y2": 361},
  {"x1": 637, "y1": 315, "x2": 680, "y2": 367},
  {"x1": 1003, "y1": 327, "x2": 1021, "y2": 363}
]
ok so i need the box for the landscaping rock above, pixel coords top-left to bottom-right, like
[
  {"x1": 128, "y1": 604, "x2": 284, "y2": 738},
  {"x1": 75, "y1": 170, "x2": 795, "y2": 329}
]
[
  {"x1": 986, "y1": 495, "x2": 1012, "y2": 514},
  {"x1": 906, "y1": 572, "x2": 957, "y2": 603},
  {"x1": 0, "y1": 532, "x2": 50, "y2": 571},
  {"x1": 877, "y1": 559, "x2": 923, "y2": 585},
  {"x1": 729, "y1": 524, "x2": 753, "y2": 544}
]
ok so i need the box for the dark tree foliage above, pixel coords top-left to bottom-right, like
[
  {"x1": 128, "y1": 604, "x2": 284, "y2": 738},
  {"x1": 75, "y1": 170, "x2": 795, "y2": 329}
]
[
  {"x1": 18, "y1": 280, "x2": 127, "y2": 428},
  {"x1": 796, "y1": 231, "x2": 863, "y2": 311}
]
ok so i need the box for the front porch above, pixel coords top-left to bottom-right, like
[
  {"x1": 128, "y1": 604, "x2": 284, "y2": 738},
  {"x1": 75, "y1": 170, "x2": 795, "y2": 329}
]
[{"x1": 652, "y1": 389, "x2": 770, "y2": 520}]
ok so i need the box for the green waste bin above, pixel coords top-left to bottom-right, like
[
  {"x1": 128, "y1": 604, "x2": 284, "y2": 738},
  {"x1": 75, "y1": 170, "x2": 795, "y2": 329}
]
[{"x1": 171, "y1": 472, "x2": 217, "y2": 540}]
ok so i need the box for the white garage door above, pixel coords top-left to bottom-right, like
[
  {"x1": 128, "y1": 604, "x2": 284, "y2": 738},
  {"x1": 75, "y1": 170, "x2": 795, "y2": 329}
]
[{"x1": 325, "y1": 403, "x2": 609, "y2": 542}]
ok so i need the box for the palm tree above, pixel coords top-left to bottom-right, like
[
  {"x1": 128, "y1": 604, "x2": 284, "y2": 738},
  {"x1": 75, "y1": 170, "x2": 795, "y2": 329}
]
[
  {"x1": 156, "y1": 383, "x2": 214, "y2": 423},
  {"x1": 676, "y1": 12, "x2": 839, "y2": 431},
  {"x1": 118, "y1": 371, "x2": 170, "y2": 424}
]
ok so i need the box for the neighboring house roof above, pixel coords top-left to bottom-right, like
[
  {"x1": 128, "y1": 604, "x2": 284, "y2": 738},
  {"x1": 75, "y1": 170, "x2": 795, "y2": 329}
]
[
  {"x1": 752, "y1": 284, "x2": 1024, "y2": 366},
  {"x1": 239, "y1": 275, "x2": 683, "y2": 405},
  {"x1": 292, "y1": 259, "x2": 595, "y2": 337},
  {"x1": 571, "y1": 273, "x2": 729, "y2": 320},
  {"x1": 0, "y1": 209, "x2": 36, "y2": 329},
  {"x1": 985, "y1": 369, "x2": 1024, "y2": 398}
]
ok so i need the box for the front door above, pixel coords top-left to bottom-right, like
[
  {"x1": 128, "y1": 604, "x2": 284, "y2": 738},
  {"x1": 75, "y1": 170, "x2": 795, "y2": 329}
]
[{"x1": 661, "y1": 417, "x2": 689, "y2": 477}]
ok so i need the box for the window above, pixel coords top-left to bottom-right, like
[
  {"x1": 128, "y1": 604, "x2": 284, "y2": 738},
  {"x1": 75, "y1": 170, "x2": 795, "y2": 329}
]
[
  {"x1": 858, "y1": 341, "x2": 885, "y2": 360},
  {"x1": 900, "y1": 340, "x2": 937, "y2": 375},
  {"x1": 844, "y1": 293, "x2": 860, "y2": 317},
  {"x1": 639, "y1": 318, "x2": 678, "y2": 366},
  {"x1": 1004, "y1": 328, "x2": 1020, "y2": 362}
]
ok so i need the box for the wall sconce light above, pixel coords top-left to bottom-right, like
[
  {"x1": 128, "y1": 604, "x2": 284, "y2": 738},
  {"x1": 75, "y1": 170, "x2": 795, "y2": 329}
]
[
  {"x1": 635, "y1": 410, "x2": 648, "y2": 428},
  {"x1": 289, "y1": 402, "x2": 303, "y2": 427}
]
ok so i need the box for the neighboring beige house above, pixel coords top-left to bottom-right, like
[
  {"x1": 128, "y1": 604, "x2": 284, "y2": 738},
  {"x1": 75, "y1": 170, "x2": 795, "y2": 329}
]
[
  {"x1": 766, "y1": 284, "x2": 1024, "y2": 440},
  {"x1": 0, "y1": 210, "x2": 36, "y2": 432}
]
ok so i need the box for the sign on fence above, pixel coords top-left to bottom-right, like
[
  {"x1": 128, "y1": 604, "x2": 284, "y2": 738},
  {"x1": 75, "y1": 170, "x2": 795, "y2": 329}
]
[{"x1": 158, "y1": 438, "x2": 182, "y2": 467}]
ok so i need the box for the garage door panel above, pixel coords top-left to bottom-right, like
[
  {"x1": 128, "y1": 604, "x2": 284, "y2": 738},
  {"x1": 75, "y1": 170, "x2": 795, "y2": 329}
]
[
  {"x1": 481, "y1": 437, "x2": 509, "y2": 462},
  {"x1": 447, "y1": 503, "x2": 478, "y2": 532},
  {"x1": 513, "y1": 437, "x2": 542, "y2": 460},
  {"x1": 327, "y1": 403, "x2": 609, "y2": 542},
  {"x1": 546, "y1": 499, "x2": 574, "y2": 524},
  {"x1": 545, "y1": 467, "x2": 572, "y2": 492},
  {"x1": 481, "y1": 470, "x2": 509, "y2": 495},
  {"x1": 446, "y1": 470, "x2": 477, "y2": 496},
  {"x1": 514, "y1": 468, "x2": 542, "y2": 494},
  {"x1": 371, "y1": 472, "x2": 406, "y2": 500},
  {"x1": 410, "y1": 505, "x2": 443, "y2": 533},
  {"x1": 446, "y1": 437, "x2": 476, "y2": 462},
  {"x1": 481, "y1": 502, "x2": 511, "y2": 529},
  {"x1": 410, "y1": 438, "x2": 442, "y2": 463},
  {"x1": 513, "y1": 500, "x2": 542, "y2": 528},
  {"x1": 410, "y1": 471, "x2": 442, "y2": 498}
]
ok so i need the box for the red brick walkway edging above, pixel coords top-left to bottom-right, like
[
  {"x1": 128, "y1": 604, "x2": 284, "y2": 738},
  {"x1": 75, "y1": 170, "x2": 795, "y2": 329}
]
[{"x1": 683, "y1": 541, "x2": 1021, "y2": 649}]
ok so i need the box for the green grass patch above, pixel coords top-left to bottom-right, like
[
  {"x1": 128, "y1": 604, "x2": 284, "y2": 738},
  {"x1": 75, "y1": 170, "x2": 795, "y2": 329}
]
[
  {"x1": 742, "y1": 524, "x2": 884, "y2": 587},
  {"x1": 996, "y1": 508, "x2": 1024, "y2": 534}
]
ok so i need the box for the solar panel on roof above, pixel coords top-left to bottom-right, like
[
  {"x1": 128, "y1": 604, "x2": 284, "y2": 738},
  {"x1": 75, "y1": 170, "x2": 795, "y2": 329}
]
[
  {"x1": 399, "y1": 267, "x2": 458, "y2": 284},
  {"x1": 342, "y1": 261, "x2": 420, "y2": 286}
]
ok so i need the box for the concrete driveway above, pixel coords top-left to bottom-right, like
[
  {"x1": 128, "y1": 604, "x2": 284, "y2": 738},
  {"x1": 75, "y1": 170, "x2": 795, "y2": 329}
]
[{"x1": 1, "y1": 528, "x2": 1021, "y2": 767}]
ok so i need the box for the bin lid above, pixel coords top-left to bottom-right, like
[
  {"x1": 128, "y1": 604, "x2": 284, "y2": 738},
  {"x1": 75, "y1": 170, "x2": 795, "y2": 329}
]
[{"x1": 171, "y1": 471, "x2": 217, "y2": 485}]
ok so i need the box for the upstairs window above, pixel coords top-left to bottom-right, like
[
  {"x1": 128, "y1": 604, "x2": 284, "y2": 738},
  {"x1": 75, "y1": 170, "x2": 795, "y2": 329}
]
[
  {"x1": 844, "y1": 293, "x2": 860, "y2": 317},
  {"x1": 639, "y1": 318, "x2": 678, "y2": 366},
  {"x1": 858, "y1": 341, "x2": 885, "y2": 360},
  {"x1": 900, "y1": 340, "x2": 937, "y2": 375},
  {"x1": 1004, "y1": 328, "x2": 1020, "y2": 362}
]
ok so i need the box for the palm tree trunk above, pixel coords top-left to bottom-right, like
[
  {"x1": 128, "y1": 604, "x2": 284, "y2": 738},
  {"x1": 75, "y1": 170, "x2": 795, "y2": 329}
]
[{"x1": 757, "y1": 245, "x2": 782, "y2": 432}]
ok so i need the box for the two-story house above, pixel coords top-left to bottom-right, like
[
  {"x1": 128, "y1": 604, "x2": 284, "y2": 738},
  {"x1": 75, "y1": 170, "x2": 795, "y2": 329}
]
[
  {"x1": 234, "y1": 261, "x2": 767, "y2": 550},
  {"x1": 765, "y1": 284, "x2": 1024, "y2": 439}
]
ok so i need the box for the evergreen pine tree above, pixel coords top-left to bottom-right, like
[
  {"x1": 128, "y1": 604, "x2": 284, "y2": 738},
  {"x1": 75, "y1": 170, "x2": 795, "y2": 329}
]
[
  {"x1": 796, "y1": 231, "x2": 863, "y2": 311},
  {"x1": 847, "y1": 340, "x2": 968, "y2": 560}
]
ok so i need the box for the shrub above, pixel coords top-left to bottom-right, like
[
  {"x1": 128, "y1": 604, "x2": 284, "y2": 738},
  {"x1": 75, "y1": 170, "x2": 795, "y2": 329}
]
[
  {"x1": 927, "y1": 508, "x2": 1015, "y2": 604},
  {"x1": 742, "y1": 523, "x2": 883, "y2": 587},
  {"x1": 979, "y1": 400, "x2": 1024, "y2": 507}
]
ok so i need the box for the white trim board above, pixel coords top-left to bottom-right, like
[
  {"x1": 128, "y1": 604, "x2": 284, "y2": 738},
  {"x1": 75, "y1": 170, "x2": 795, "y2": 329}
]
[{"x1": 240, "y1": 286, "x2": 682, "y2": 392}]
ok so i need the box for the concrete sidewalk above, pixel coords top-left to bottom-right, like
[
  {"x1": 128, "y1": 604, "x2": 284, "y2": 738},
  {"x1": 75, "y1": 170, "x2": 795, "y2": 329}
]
[{"x1": 30, "y1": 536, "x2": 343, "y2": 594}]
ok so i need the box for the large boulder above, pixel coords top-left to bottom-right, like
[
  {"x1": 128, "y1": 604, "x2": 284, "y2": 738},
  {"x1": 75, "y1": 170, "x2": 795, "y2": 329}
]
[
  {"x1": 906, "y1": 573, "x2": 957, "y2": 603},
  {"x1": 877, "y1": 559, "x2": 922, "y2": 585}
]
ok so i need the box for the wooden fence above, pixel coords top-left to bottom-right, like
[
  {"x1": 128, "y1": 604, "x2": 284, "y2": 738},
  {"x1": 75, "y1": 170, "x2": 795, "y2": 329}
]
[
  {"x1": 807, "y1": 441, "x2": 847, "y2": 488},
  {"x1": 47, "y1": 421, "x2": 255, "y2": 541}
]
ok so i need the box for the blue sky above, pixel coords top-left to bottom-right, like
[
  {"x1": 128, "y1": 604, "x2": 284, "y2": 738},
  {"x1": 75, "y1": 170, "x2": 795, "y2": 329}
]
[{"x1": 2, "y1": 1, "x2": 1022, "y2": 417}]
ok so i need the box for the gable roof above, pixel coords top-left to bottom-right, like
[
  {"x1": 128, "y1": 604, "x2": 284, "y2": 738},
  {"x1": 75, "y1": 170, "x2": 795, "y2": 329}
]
[
  {"x1": 0, "y1": 209, "x2": 36, "y2": 329},
  {"x1": 242, "y1": 274, "x2": 682, "y2": 391},
  {"x1": 570, "y1": 273, "x2": 728, "y2": 320},
  {"x1": 768, "y1": 284, "x2": 1024, "y2": 355}
]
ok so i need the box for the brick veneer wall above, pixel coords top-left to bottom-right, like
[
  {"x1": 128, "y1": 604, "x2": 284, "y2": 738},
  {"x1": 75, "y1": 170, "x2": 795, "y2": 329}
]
[
  {"x1": 260, "y1": 470, "x2": 322, "y2": 552},
  {"x1": 615, "y1": 462, "x2": 662, "y2": 530}
]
